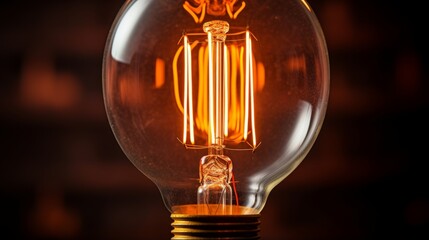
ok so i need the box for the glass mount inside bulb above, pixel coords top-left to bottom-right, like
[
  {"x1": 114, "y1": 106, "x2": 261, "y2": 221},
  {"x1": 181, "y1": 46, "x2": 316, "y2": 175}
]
[{"x1": 177, "y1": 7, "x2": 262, "y2": 214}]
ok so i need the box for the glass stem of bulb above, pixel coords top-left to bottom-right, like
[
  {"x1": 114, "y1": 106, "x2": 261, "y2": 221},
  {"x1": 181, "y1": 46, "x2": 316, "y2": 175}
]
[{"x1": 197, "y1": 20, "x2": 234, "y2": 215}]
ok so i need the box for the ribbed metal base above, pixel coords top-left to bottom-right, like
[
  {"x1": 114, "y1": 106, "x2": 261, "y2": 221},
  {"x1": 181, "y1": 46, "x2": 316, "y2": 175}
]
[{"x1": 171, "y1": 213, "x2": 261, "y2": 239}]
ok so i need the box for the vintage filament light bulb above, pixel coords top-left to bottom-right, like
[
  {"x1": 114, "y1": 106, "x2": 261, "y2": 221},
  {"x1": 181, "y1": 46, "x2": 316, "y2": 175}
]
[{"x1": 103, "y1": 0, "x2": 329, "y2": 238}]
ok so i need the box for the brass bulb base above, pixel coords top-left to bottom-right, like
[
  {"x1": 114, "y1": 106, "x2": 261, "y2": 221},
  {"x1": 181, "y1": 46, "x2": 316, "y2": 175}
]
[{"x1": 171, "y1": 205, "x2": 261, "y2": 240}]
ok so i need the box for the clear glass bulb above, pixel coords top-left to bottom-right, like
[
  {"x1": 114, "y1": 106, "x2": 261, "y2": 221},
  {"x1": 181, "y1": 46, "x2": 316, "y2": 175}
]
[{"x1": 102, "y1": 0, "x2": 329, "y2": 234}]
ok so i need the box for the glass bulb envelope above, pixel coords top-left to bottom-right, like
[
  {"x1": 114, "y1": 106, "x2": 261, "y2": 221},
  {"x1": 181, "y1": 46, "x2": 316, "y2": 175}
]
[{"x1": 103, "y1": 0, "x2": 329, "y2": 215}]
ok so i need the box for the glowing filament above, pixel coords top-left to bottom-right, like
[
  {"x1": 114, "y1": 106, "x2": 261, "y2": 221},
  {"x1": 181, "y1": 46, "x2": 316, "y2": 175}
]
[
  {"x1": 183, "y1": 0, "x2": 247, "y2": 23},
  {"x1": 223, "y1": 45, "x2": 229, "y2": 137},
  {"x1": 246, "y1": 31, "x2": 257, "y2": 147},
  {"x1": 207, "y1": 32, "x2": 215, "y2": 145},
  {"x1": 183, "y1": 36, "x2": 195, "y2": 144},
  {"x1": 174, "y1": 26, "x2": 262, "y2": 150}
]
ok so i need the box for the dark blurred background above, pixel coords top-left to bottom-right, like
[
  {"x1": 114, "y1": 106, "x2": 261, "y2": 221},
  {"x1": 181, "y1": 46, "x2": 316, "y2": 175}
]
[{"x1": 1, "y1": 0, "x2": 428, "y2": 239}]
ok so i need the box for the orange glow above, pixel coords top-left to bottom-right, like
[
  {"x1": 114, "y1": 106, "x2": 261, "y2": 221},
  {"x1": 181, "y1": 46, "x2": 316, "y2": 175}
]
[
  {"x1": 287, "y1": 55, "x2": 307, "y2": 72},
  {"x1": 257, "y1": 62, "x2": 265, "y2": 91},
  {"x1": 183, "y1": 36, "x2": 196, "y2": 144},
  {"x1": 173, "y1": 28, "x2": 263, "y2": 150},
  {"x1": 223, "y1": 45, "x2": 229, "y2": 137},
  {"x1": 247, "y1": 31, "x2": 257, "y2": 147},
  {"x1": 173, "y1": 41, "x2": 200, "y2": 114},
  {"x1": 119, "y1": 76, "x2": 142, "y2": 106},
  {"x1": 244, "y1": 32, "x2": 250, "y2": 141},
  {"x1": 20, "y1": 55, "x2": 81, "y2": 110},
  {"x1": 183, "y1": 1, "x2": 206, "y2": 23},
  {"x1": 228, "y1": 1, "x2": 246, "y2": 19},
  {"x1": 207, "y1": 32, "x2": 215, "y2": 144},
  {"x1": 173, "y1": 45, "x2": 185, "y2": 113},
  {"x1": 155, "y1": 58, "x2": 165, "y2": 88},
  {"x1": 184, "y1": 1, "x2": 246, "y2": 23},
  {"x1": 300, "y1": 0, "x2": 312, "y2": 12},
  {"x1": 172, "y1": 204, "x2": 258, "y2": 215}
]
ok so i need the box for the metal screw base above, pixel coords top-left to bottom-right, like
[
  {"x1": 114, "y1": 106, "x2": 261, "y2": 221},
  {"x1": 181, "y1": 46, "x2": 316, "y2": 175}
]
[{"x1": 171, "y1": 212, "x2": 261, "y2": 239}]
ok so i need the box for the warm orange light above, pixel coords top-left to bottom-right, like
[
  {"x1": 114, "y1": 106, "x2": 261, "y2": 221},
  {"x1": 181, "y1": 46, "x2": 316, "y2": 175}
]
[
  {"x1": 173, "y1": 28, "x2": 263, "y2": 150},
  {"x1": 183, "y1": 36, "x2": 195, "y2": 144},
  {"x1": 207, "y1": 31, "x2": 215, "y2": 145},
  {"x1": 184, "y1": 0, "x2": 246, "y2": 23},
  {"x1": 227, "y1": 1, "x2": 246, "y2": 19},
  {"x1": 257, "y1": 62, "x2": 265, "y2": 91},
  {"x1": 155, "y1": 58, "x2": 165, "y2": 88},
  {"x1": 223, "y1": 45, "x2": 229, "y2": 137},
  {"x1": 300, "y1": 0, "x2": 312, "y2": 12}
]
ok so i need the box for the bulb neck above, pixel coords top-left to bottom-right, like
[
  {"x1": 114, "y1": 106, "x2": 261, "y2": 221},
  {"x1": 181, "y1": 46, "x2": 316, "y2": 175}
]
[
  {"x1": 171, "y1": 213, "x2": 261, "y2": 240},
  {"x1": 171, "y1": 204, "x2": 261, "y2": 239}
]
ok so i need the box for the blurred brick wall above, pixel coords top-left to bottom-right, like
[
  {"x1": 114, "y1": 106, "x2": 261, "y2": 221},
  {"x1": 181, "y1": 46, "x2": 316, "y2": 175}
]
[{"x1": 0, "y1": 0, "x2": 428, "y2": 239}]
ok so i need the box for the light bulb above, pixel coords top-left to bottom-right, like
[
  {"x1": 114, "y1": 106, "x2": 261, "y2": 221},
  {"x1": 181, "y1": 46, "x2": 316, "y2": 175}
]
[{"x1": 102, "y1": 0, "x2": 329, "y2": 238}]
